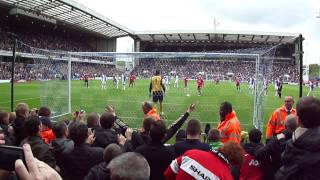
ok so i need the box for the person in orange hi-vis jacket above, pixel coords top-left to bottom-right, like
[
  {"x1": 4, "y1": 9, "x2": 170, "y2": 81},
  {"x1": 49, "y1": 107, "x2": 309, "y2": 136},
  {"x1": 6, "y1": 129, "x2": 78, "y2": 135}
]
[
  {"x1": 142, "y1": 101, "x2": 160, "y2": 121},
  {"x1": 266, "y1": 96, "x2": 296, "y2": 139},
  {"x1": 217, "y1": 102, "x2": 241, "y2": 144}
]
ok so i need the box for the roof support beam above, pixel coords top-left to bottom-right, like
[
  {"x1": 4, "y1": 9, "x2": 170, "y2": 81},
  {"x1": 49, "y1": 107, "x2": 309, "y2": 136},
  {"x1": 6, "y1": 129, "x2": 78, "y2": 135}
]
[
  {"x1": 178, "y1": 34, "x2": 182, "y2": 41},
  {"x1": 150, "y1": 35, "x2": 156, "y2": 42},
  {"x1": 279, "y1": 36, "x2": 284, "y2": 42},
  {"x1": 0, "y1": 0, "x2": 130, "y2": 38},
  {"x1": 207, "y1": 34, "x2": 211, "y2": 41},
  {"x1": 57, "y1": 0, "x2": 132, "y2": 35},
  {"x1": 163, "y1": 34, "x2": 169, "y2": 41},
  {"x1": 265, "y1": 35, "x2": 270, "y2": 42},
  {"x1": 91, "y1": 24, "x2": 107, "y2": 31},
  {"x1": 32, "y1": 1, "x2": 51, "y2": 11},
  {"x1": 51, "y1": 10, "x2": 72, "y2": 17},
  {"x1": 64, "y1": 14, "x2": 86, "y2": 21},
  {"x1": 41, "y1": 3, "x2": 64, "y2": 12},
  {"x1": 73, "y1": 18, "x2": 91, "y2": 25},
  {"x1": 237, "y1": 34, "x2": 240, "y2": 41},
  {"x1": 83, "y1": 21, "x2": 101, "y2": 28},
  {"x1": 251, "y1": 35, "x2": 255, "y2": 42},
  {"x1": 14, "y1": 0, "x2": 27, "y2": 5},
  {"x1": 193, "y1": 34, "x2": 197, "y2": 41}
]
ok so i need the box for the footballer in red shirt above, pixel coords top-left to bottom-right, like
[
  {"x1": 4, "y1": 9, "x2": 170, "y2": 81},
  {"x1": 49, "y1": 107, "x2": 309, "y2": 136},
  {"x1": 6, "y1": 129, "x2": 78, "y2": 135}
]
[
  {"x1": 129, "y1": 74, "x2": 136, "y2": 88},
  {"x1": 197, "y1": 75, "x2": 204, "y2": 96},
  {"x1": 184, "y1": 76, "x2": 189, "y2": 88},
  {"x1": 84, "y1": 74, "x2": 89, "y2": 88},
  {"x1": 236, "y1": 78, "x2": 241, "y2": 92}
]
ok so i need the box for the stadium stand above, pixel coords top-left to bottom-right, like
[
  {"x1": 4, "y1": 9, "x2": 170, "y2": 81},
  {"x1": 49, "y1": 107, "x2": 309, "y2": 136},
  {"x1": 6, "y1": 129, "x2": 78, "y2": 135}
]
[
  {"x1": 0, "y1": 0, "x2": 314, "y2": 180},
  {"x1": 0, "y1": 61, "x2": 120, "y2": 80},
  {"x1": 133, "y1": 59, "x2": 299, "y2": 83}
]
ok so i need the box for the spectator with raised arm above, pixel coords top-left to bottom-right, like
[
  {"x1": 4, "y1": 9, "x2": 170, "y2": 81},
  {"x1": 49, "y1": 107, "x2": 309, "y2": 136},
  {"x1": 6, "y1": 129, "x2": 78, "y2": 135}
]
[
  {"x1": 60, "y1": 122, "x2": 103, "y2": 180},
  {"x1": 135, "y1": 120, "x2": 175, "y2": 180}
]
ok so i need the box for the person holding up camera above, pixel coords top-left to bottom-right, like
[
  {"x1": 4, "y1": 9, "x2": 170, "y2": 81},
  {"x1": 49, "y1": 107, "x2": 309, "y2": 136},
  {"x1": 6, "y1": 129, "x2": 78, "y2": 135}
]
[
  {"x1": 92, "y1": 112, "x2": 119, "y2": 149},
  {"x1": 120, "y1": 103, "x2": 196, "y2": 151}
]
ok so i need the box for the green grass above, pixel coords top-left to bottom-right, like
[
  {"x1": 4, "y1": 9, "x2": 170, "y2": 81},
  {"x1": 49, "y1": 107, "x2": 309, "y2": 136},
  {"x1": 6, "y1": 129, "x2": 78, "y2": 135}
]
[{"x1": 0, "y1": 80, "x2": 314, "y2": 133}]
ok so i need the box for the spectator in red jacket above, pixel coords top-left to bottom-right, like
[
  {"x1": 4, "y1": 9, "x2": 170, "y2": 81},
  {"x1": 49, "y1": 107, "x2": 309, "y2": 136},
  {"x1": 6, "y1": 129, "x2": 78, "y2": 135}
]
[
  {"x1": 39, "y1": 116, "x2": 56, "y2": 144},
  {"x1": 164, "y1": 142, "x2": 244, "y2": 180},
  {"x1": 240, "y1": 129, "x2": 264, "y2": 180},
  {"x1": 38, "y1": 106, "x2": 56, "y2": 144}
]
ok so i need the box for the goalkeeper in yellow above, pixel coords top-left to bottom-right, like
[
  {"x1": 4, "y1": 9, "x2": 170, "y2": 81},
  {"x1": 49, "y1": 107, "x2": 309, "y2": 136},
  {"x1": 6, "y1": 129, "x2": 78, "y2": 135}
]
[{"x1": 149, "y1": 70, "x2": 166, "y2": 114}]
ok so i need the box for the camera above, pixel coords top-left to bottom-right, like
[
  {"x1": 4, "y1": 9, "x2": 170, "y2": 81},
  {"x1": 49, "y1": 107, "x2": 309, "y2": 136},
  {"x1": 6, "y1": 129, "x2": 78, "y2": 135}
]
[
  {"x1": 114, "y1": 117, "x2": 128, "y2": 136},
  {"x1": 0, "y1": 145, "x2": 26, "y2": 171}
]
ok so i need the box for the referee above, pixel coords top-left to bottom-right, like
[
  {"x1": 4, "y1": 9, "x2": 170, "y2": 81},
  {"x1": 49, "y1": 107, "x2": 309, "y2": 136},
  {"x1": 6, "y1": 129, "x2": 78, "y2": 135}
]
[{"x1": 149, "y1": 70, "x2": 166, "y2": 114}]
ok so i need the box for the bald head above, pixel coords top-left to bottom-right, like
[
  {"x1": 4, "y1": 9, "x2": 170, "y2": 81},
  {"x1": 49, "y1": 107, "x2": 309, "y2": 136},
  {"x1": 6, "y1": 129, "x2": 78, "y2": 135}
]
[
  {"x1": 285, "y1": 114, "x2": 298, "y2": 132},
  {"x1": 284, "y1": 96, "x2": 294, "y2": 110},
  {"x1": 142, "y1": 101, "x2": 153, "y2": 114},
  {"x1": 107, "y1": 152, "x2": 150, "y2": 180},
  {"x1": 15, "y1": 103, "x2": 29, "y2": 118}
]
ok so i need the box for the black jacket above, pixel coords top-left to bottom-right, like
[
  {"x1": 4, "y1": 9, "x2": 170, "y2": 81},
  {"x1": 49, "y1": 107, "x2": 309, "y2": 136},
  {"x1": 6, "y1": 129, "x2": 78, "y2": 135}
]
[
  {"x1": 92, "y1": 127, "x2": 118, "y2": 148},
  {"x1": 12, "y1": 117, "x2": 27, "y2": 146},
  {"x1": 242, "y1": 142, "x2": 264, "y2": 156},
  {"x1": 20, "y1": 135, "x2": 56, "y2": 168},
  {"x1": 255, "y1": 130, "x2": 292, "y2": 180},
  {"x1": 0, "y1": 123, "x2": 9, "y2": 135},
  {"x1": 173, "y1": 139, "x2": 210, "y2": 157},
  {"x1": 163, "y1": 112, "x2": 190, "y2": 143},
  {"x1": 130, "y1": 112, "x2": 190, "y2": 151},
  {"x1": 135, "y1": 141, "x2": 175, "y2": 180},
  {"x1": 275, "y1": 127, "x2": 320, "y2": 180},
  {"x1": 84, "y1": 162, "x2": 110, "y2": 180},
  {"x1": 61, "y1": 143, "x2": 104, "y2": 180},
  {"x1": 130, "y1": 131, "x2": 151, "y2": 150},
  {"x1": 52, "y1": 138, "x2": 74, "y2": 169}
]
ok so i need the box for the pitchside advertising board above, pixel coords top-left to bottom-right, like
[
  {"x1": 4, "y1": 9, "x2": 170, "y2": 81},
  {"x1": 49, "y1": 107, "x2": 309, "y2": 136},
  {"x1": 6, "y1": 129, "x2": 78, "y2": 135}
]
[{"x1": 0, "y1": 80, "x2": 10, "y2": 83}]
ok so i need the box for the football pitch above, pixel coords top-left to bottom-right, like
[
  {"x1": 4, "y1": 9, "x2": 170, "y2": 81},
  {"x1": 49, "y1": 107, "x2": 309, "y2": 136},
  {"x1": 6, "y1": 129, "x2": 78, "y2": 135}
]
[{"x1": 0, "y1": 80, "x2": 313, "y2": 133}]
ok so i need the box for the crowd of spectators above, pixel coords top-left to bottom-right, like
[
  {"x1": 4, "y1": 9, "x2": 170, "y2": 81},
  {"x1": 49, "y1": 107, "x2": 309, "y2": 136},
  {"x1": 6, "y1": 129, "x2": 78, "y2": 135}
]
[
  {"x1": 0, "y1": 58, "x2": 299, "y2": 83},
  {"x1": 133, "y1": 59, "x2": 299, "y2": 83},
  {"x1": 0, "y1": 96, "x2": 319, "y2": 180},
  {"x1": 0, "y1": 61, "x2": 121, "y2": 80},
  {"x1": 0, "y1": 30, "x2": 94, "y2": 52},
  {"x1": 0, "y1": 31, "x2": 299, "y2": 83}
]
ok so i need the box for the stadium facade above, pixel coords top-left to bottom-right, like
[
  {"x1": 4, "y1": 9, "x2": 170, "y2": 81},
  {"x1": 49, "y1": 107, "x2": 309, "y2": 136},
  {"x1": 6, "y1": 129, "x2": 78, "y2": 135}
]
[
  {"x1": 0, "y1": 0, "x2": 304, "y2": 127},
  {"x1": 0, "y1": 0, "x2": 304, "y2": 88},
  {"x1": 0, "y1": 0, "x2": 302, "y2": 60}
]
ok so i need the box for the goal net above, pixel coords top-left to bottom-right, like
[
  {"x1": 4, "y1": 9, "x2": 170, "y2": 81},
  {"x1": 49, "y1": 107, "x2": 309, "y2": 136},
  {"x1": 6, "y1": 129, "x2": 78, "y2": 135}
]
[
  {"x1": 9, "y1": 41, "x2": 300, "y2": 132},
  {"x1": 66, "y1": 50, "x2": 277, "y2": 131},
  {"x1": 16, "y1": 41, "x2": 71, "y2": 118}
]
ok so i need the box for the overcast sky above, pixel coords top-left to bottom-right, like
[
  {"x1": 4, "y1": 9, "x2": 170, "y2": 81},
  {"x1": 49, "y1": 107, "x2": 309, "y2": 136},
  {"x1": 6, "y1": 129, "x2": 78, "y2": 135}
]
[{"x1": 76, "y1": 0, "x2": 320, "y2": 64}]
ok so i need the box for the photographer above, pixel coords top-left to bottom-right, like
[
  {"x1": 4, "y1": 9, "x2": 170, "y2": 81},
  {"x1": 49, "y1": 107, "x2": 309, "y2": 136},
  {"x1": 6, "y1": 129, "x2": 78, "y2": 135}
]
[
  {"x1": 107, "y1": 103, "x2": 196, "y2": 151},
  {"x1": 92, "y1": 112, "x2": 118, "y2": 149}
]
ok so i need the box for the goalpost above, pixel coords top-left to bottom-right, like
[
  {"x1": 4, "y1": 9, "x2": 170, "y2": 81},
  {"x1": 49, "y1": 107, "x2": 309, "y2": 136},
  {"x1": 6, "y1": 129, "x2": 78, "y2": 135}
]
[
  {"x1": 72, "y1": 51, "x2": 272, "y2": 131},
  {"x1": 15, "y1": 40, "x2": 280, "y2": 130}
]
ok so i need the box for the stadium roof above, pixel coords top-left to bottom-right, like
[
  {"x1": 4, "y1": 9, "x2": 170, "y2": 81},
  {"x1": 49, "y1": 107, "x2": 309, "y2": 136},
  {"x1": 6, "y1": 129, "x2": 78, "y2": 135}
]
[
  {"x1": 134, "y1": 30, "x2": 300, "y2": 44},
  {"x1": 0, "y1": 0, "x2": 134, "y2": 38}
]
